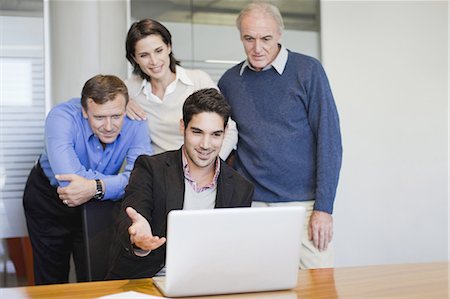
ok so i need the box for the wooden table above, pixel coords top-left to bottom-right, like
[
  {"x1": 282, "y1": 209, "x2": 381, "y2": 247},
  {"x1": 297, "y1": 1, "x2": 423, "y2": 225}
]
[{"x1": 1, "y1": 262, "x2": 448, "y2": 298}]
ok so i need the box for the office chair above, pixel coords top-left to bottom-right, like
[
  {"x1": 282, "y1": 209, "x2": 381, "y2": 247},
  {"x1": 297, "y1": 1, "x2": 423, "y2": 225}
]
[{"x1": 82, "y1": 199, "x2": 120, "y2": 281}]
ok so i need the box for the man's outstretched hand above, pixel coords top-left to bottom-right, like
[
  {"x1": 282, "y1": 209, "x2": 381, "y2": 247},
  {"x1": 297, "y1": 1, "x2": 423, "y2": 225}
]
[{"x1": 126, "y1": 207, "x2": 166, "y2": 251}]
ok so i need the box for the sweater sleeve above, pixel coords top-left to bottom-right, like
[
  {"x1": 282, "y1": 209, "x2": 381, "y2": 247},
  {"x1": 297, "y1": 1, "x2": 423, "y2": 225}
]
[{"x1": 306, "y1": 60, "x2": 343, "y2": 214}]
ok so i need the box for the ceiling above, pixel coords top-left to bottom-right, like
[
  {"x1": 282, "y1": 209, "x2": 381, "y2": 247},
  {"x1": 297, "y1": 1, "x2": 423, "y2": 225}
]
[
  {"x1": 0, "y1": 0, "x2": 320, "y2": 31},
  {"x1": 132, "y1": 0, "x2": 320, "y2": 31},
  {"x1": 0, "y1": 0, "x2": 43, "y2": 16}
]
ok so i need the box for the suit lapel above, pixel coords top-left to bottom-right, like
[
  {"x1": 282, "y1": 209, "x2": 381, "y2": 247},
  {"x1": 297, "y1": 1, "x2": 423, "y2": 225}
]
[
  {"x1": 165, "y1": 149, "x2": 185, "y2": 215},
  {"x1": 215, "y1": 162, "x2": 234, "y2": 208}
]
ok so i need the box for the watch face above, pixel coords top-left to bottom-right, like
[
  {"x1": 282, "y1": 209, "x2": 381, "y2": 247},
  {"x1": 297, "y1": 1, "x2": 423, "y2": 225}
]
[{"x1": 94, "y1": 191, "x2": 104, "y2": 200}]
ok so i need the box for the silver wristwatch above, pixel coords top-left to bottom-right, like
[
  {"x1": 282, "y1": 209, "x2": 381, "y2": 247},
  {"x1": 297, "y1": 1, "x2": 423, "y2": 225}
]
[{"x1": 93, "y1": 179, "x2": 104, "y2": 200}]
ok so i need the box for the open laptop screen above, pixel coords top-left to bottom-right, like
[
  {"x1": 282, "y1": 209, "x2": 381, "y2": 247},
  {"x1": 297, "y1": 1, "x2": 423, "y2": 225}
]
[{"x1": 154, "y1": 206, "x2": 306, "y2": 297}]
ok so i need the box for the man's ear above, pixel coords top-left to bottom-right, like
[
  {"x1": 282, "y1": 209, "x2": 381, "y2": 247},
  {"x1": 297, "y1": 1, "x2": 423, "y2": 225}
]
[
  {"x1": 179, "y1": 118, "x2": 185, "y2": 135},
  {"x1": 82, "y1": 107, "x2": 88, "y2": 119}
]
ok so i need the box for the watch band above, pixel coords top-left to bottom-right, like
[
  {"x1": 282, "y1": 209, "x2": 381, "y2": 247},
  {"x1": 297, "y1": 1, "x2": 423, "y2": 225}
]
[{"x1": 93, "y1": 179, "x2": 104, "y2": 200}]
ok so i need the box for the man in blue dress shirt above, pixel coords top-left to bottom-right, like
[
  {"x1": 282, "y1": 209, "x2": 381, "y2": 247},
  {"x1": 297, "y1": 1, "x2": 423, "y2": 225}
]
[{"x1": 23, "y1": 74, "x2": 153, "y2": 285}]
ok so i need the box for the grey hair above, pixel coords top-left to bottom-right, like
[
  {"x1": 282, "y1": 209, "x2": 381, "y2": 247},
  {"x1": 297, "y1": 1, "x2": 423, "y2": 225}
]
[{"x1": 236, "y1": 1, "x2": 285, "y2": 34}]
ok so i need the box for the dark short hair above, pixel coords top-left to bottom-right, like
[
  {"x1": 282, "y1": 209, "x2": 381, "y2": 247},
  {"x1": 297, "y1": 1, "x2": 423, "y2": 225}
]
[
  {"x1": 81, "y1": 74, "x2": 129, "y2": 110},
  {"x1": 183, "y1": 88, "x2": 231, "y2": 129},
  {"x1": 125, "y1": 19, "x2": 180, "y2": 81}
]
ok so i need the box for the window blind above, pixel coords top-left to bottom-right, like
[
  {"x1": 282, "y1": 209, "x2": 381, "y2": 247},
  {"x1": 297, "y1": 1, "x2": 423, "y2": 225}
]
[{"x1": 0, "y1": 16, "x2": 45, "y2": 238}]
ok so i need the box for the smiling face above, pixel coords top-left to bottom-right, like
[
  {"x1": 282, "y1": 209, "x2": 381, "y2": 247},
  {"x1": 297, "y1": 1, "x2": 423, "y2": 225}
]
[
  {"x1": 180, "y1": 112, "x2": 226, "y2": 173},
  {"x1": 239, "y1": 11, "x2": 282, "y2": 71},
  {"x1": 133, "y1": 34, "x2": 172, "y2": 81},
  {"x1": 82, "y1": 95, "x2": 126, "y2": 145}
]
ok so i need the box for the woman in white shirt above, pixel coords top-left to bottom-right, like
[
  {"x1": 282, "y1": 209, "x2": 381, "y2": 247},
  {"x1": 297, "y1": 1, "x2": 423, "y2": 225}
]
[{"x1": 125, "y1": 19, "x2": 237, "y2": 158}]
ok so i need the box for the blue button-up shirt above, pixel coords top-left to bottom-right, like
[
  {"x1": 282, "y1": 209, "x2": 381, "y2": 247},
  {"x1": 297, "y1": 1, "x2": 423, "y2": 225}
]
[{"x1": 39, "y1": 98, "x2": 153, "y2": 200}]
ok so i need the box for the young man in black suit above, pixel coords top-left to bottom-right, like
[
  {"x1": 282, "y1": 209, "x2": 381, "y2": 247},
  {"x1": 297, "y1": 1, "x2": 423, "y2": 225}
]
[{"x1": 107, "y1": 88, "x2": 254, "y2": 279}]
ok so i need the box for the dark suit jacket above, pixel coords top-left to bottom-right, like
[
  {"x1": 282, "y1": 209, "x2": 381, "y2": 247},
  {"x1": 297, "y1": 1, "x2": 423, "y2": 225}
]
[{"x1": 106, "y1": 148, "x2": 254, "y2": 279}]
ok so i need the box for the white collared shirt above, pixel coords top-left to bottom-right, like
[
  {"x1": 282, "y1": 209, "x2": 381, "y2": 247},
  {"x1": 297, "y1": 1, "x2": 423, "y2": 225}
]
[{"x1": 138, "y1": 65, "x2": 194, "y2": 102}]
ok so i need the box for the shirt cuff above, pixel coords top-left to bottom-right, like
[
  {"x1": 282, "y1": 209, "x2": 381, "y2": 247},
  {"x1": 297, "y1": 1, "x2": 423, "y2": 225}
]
[
  {"x1": 101, "y1": 173, "x2": 128, "y2": 200},
  {"x1": 133, "y1": 247, "x2": 151, "y2": 257}
]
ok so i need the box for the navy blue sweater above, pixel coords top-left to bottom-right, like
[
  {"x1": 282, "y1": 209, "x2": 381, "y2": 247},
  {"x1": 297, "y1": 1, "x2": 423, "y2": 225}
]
[{"x1": 218, "y1": 50, "x2": 342, "y2": 214}]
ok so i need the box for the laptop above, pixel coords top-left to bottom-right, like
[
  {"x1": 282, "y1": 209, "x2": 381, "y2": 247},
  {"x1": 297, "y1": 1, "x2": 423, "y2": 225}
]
[{"x1": 153, "y1": 206, "x2": 306, "y2": 297}]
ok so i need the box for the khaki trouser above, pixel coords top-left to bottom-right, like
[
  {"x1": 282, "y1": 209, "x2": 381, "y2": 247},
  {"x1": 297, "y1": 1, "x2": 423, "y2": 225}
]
[{"x1": 251, "y1": 200, "x2": 334, "y2": 269}]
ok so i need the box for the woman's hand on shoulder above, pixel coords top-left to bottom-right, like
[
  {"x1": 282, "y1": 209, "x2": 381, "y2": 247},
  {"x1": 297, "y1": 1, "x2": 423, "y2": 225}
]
[{"x1": 126, "y1": 99, "x2": 147, "y2": 121}]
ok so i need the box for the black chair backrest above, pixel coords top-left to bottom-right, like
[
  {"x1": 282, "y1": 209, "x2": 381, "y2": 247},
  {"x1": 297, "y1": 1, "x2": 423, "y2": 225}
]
[{"x1": 82, "y1": 200, "x2": 120, "y2": 281}]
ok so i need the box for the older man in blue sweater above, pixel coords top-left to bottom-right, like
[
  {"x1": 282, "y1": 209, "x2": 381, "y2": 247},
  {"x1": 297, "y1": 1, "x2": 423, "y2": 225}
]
[{"x1": 218, "y1": 1, "x2": 342, "y2": 268}]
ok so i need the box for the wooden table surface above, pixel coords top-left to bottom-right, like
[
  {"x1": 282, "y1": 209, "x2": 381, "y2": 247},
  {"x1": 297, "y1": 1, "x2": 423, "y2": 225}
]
[{"x1": 1, "y1": 262, "x2": 448, "y2": 298}]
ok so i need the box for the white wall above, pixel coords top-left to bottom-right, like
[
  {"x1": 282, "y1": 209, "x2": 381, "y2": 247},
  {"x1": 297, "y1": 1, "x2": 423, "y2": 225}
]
[
  {"x1": 47, "y1": 0, "x2": 128, "y2": 106},
  {"x1": 321, "y1": 0, "x2": 448, "y2": 266}
]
